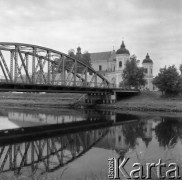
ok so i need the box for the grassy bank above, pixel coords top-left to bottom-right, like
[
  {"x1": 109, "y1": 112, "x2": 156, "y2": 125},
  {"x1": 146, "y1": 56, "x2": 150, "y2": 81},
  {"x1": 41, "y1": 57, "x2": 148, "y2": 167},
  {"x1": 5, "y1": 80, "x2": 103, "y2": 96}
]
[
  {"x1": 0, "y1": 92, "x2": 83, "y2": 108},
  {"x1": 102, "y1": 91, "x2": 182, "y2": 112},
  {"x1": 1, "y1": 91, "x2": 182, "y2": 113}
]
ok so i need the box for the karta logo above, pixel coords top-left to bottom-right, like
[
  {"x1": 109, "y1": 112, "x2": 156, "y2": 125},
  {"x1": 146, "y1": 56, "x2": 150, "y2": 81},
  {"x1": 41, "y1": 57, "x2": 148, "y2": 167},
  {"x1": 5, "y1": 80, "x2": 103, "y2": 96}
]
[{"x1": 108, "y1": 157, "x2": 181, "y2": 179}]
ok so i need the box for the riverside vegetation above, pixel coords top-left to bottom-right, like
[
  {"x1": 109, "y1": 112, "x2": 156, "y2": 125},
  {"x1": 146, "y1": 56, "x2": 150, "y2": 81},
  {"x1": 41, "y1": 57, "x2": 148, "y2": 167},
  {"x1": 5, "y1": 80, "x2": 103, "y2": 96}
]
[{"x1": 105, "y1": 90, "x2": 182, "y2": 112}]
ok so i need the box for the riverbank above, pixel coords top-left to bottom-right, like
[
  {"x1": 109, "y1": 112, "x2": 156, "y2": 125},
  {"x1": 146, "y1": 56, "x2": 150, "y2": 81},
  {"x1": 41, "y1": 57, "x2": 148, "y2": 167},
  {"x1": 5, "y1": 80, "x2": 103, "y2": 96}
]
[
  {"x1": 101, "y1": 91, "x2": 182, "y2": 112},
  {"x1": 1, "y1": 91, "x2": 182, "y2": 113},
  {"x1": 0, "y1": 92, "x2": 83, "y2": 108}
]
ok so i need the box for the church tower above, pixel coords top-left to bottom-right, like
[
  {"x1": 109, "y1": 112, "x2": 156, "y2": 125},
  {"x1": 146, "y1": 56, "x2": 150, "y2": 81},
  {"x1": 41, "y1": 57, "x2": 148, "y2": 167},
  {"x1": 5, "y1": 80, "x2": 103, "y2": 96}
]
[
  {"x1": 76, "y1": 46, "x2": 81, "y2": 56},
  {"x1": 115, "y1": 41, "x2": 130, "y2": 87},
  {"x1": 116, "y1": 41, "x2": 130, "y2": 71},
  {"x1": 142, "y1": 53, "x2": 153, "y2": 90}
]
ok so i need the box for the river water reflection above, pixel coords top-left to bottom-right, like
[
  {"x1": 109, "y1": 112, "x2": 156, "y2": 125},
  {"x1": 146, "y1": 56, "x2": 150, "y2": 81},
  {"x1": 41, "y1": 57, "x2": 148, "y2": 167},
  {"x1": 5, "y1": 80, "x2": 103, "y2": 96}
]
[{"x1": 0, "y1": 108, "x2": 182, "y2": 179}]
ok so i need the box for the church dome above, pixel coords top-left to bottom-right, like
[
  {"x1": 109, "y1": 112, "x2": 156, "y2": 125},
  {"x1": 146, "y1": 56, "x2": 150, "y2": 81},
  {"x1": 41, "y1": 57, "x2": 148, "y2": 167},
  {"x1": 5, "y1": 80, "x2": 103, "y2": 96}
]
[
  {"x1": 142, "y1": 53, "x2": 153, "y2": 64},
  {"x1": 116, "y1": 41, "x2": 130, "y2": 55}
]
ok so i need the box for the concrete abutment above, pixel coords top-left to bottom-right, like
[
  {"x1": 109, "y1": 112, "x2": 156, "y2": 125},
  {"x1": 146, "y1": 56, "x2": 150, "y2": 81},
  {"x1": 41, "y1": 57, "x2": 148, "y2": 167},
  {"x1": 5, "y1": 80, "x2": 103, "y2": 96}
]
[
  {"x1": 85, "y1": 91, "x2": 116, "y2": 105},
  {"x1": 84, "y1": 90, "x2": 139, "y2": 105}
]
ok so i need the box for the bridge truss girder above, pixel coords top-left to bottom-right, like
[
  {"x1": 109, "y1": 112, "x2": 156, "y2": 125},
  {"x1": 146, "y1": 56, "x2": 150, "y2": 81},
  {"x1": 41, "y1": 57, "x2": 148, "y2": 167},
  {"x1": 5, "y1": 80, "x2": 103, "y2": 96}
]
[{"x1": 0, "y1": 43, "x2": 111, "y2": 88}]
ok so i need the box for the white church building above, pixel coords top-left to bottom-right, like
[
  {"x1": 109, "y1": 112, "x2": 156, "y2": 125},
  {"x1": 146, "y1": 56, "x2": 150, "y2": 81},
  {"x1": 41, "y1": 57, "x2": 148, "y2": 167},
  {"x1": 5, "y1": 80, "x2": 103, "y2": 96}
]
[{"x1": 89, "y1": 41, "x2": 154, "y2": 90}]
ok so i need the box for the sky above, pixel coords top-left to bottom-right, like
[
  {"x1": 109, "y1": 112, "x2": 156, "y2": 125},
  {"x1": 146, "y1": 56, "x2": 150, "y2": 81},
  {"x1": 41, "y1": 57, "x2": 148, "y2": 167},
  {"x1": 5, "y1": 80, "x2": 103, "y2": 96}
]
[{"x1": 0, "y1": 0, "x2": 182, "y2": 75}]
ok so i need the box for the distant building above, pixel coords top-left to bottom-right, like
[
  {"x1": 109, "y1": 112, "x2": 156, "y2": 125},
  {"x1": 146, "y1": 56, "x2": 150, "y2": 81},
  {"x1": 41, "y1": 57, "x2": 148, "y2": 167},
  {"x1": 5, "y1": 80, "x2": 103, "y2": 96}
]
[
  {"x1": 88, "y1": 41, "x2": 155, "y2": 90},
  {"x1": 142, "y1": 53, "x2": 154, "y2": 90}
]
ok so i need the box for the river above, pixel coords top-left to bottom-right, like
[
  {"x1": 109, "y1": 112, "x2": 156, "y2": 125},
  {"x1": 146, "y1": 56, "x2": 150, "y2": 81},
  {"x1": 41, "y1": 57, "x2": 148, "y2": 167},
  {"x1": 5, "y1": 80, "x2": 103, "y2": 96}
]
[{"x1": 0, "y1": 107, "x2": 182, "y2": 180}]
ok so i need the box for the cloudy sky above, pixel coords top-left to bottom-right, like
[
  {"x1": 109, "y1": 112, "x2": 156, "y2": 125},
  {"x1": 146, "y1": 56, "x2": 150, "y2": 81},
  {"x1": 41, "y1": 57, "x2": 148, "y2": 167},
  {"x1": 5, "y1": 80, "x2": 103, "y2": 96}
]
[{"x1": 0, "y1": 0, "x2": 181, "y2": 75}]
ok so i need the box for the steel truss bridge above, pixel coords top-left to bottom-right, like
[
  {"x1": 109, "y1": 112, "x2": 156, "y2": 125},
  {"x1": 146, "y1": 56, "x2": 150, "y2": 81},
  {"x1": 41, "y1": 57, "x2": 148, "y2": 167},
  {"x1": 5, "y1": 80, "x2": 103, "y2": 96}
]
[
  {"x1": 0, "y1": 42, "x2": 114, "y2": 93},
  {"x1": 0, "y1": 127, "x2": 108, "y2": 178},
  {"x1": 0, "y1": 42, "x2": 139, "y2": 98}
]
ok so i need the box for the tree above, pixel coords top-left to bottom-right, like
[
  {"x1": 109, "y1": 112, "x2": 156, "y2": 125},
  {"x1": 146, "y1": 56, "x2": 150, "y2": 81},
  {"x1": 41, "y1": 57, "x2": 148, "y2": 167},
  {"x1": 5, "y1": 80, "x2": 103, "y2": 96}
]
[
  {"x1": 68, "y1": 48, "x2": 92, "y2": 74},
  {"x1": 74, "y1": 51, "x2": 92, "y2": 68},
  {"x1": 68, "y1": 49, "x2": 75, "y2": 57},
  {"x1": 155, "y1": 117, "x2": 181, "y2": 147},
  {"x1": 67, "y1": 49, "x2": 92, "y2": 67},
  {"x1": 81, "y1": 51, "x2": 92, "y2": 67},
  {"x1": 179, "y1": 64, "x2": 182, "y2": 75},
  {"x1": 55, "y1": 48, "x2": 92, "y2": 73},
  {"x1": 153, "y1": 65, "x2": 180, "y2": 95},
  {"x1": 122, "y1": 55, "x2": 146, "y2": 89}
]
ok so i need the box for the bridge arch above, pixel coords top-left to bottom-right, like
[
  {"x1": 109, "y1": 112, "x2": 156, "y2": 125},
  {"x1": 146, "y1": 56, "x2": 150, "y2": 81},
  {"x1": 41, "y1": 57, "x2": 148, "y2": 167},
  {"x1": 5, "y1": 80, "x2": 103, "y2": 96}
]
[{"x1": 0, "y1": 42, "x2": 111, "y2": 88}]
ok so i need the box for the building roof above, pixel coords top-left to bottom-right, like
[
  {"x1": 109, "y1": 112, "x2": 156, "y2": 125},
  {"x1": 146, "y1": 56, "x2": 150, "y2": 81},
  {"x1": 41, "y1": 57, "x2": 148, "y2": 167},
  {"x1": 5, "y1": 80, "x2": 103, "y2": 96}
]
[
  {"x1": 142, "y1": 53, "x2": 153, "y2": 64},
  {"x1": 116, "y1": 41, "x2": 130, "y2": 55},
  {"x1": 90, "y1": 51, "x2": 112, "y2": 61}
]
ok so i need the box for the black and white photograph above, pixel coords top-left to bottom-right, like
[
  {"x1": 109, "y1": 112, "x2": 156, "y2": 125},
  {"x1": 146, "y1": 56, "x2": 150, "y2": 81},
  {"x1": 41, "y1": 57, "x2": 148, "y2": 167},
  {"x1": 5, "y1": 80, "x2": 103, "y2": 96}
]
[{"x1": 0, "y1": 0, "x2": 181, "y2": 179}]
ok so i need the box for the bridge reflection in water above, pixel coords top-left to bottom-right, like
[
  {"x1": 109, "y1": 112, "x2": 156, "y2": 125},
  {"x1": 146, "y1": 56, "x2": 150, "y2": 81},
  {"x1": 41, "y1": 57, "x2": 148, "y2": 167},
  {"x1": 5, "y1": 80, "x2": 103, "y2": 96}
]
[
  {"x1": 0, "y1": 108, "x2": 141, "y2": 179},
  {"x1": 0, "y1": 127, "x2": 108, "y2": 176}
]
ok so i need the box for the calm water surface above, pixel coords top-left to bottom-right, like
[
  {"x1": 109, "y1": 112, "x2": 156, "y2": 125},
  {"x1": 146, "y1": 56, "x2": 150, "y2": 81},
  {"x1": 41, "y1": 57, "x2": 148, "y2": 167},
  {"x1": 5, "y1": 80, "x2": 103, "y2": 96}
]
[{"x1": 0, "y1": 108, "x2": 182, "y2": 179}]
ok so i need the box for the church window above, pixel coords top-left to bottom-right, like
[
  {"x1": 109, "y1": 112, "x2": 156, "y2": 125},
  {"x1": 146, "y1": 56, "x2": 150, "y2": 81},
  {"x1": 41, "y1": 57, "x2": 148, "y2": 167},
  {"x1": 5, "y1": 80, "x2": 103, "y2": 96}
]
[
  {"x1": 119, "y1": 61, "x2": 122, "y2": 67},
  {"x1": 144, "y1": 68, "x2": 148, "y2": 73},
  {"x1": 99, "y1": 65, "x2": 102, "y2": 71},
  {"x1": 151, "y1": 69, "x2": 152, "y2": 74},
  {"x1": 119, "y1": 136, "x2": 121, "y2": 142}
]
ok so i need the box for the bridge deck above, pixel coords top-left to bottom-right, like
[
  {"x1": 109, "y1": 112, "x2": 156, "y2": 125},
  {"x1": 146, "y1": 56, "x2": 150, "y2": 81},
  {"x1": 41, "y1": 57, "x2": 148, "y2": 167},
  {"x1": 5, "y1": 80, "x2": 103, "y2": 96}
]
[{"x1": 0, "y1": 82, "x2": 139, "y2": 93}]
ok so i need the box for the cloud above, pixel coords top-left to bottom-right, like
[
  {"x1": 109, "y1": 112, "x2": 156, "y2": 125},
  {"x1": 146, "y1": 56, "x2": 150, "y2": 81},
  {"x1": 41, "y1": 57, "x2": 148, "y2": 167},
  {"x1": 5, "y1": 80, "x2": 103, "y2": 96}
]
[{"x1": 0, "y1": 0, "x2": 181, "y2": 75}]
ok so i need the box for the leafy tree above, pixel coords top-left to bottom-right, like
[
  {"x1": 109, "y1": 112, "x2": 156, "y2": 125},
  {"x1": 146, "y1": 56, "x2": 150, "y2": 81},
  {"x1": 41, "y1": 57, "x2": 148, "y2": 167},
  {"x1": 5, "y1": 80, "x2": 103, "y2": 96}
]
[
  {"x1": 67, "y1": 49, "x2": 92, "y2": 67},
  {"x1": 55, "y1": 48, "x2": 92, "y2": 73},
  {"x1": 153, "y1": 65, "x2": 180, "y2": 95},
  {"x1": 69, "y1": 48, "x2": 92, "y2": 73},
  {"x1": 155, "y1": 117, "x2": 181, "y2": 147},
  {"x1": 81, "y1": 51, "x2": 92, "y2": 67},
  {"x1": 68, "y1": 49, "x2": 75, "y2": 57},
  {"x1": 177, "y1": 64, "x2": 182, "y2": 94},
  {"x1": 179, "y1": 64, "x2": 182, "y2": 75},
  {"x1": 122, "y1": 55, "x2": 146, "y2": 89}
]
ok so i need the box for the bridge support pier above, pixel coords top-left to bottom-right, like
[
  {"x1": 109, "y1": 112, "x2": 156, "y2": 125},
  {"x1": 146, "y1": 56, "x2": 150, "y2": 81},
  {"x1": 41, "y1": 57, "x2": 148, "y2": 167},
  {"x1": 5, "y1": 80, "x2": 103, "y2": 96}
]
[
  {"x1": 84, "y1": 90, "x2": 140, "y2": 105},
  {"x1": 85, "y1": 92, "x2": 116, "y2": 105}
]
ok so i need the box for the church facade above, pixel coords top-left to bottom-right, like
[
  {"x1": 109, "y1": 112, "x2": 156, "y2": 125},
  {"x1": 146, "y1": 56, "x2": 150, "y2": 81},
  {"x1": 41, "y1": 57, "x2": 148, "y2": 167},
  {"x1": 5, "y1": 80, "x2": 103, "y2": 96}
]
[{"x1": 89, "y1": 41, "x2": 154, "y2": 90}]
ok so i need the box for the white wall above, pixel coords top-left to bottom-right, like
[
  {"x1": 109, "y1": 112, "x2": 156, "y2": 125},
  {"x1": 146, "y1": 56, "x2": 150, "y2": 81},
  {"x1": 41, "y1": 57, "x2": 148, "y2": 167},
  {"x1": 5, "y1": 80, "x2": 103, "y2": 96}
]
[
  {"x1": 143, "y1": 63, "x2": 153, "y2": 77},
  {"x1": 142, "y1": 63, "x2": 154, "y2": 90},
  {"x1": 92, "y1": 61, "x2": 108, "y2": 71},
  {"x1": 116, "y1": 54, "x2": 130, "y2": 71}
]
